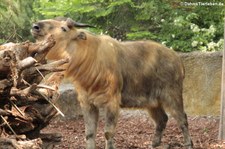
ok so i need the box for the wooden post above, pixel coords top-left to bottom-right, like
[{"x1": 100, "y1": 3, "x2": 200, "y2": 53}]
[{"x1": 219, "y1": 18, "x2": 225, "y2": 140}]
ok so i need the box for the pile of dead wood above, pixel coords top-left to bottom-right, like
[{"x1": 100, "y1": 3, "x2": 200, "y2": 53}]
[{"x1": 0, "y1": 36, "x2": 68, "y2": 148}]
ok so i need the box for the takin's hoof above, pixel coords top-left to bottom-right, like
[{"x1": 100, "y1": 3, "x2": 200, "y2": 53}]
[
  {"x1": 151, "y1": 140, "x2": 161, "y2": 148},
  {"x1": 185, "y1": 145, "x2": 193, "y2": 149},
  {"x1": 184, "y1": 141, "x2": 194, "y2": 149},
  {"x1": 163, "y1": 144, "x2": 170, "y2": 149},
  {"x1": 105, "y1": 145, "x2": 115, "y2": 149},
  {"x1": 105, "y1": 141, "x2": 115, "y2": 149},
  {"x1": 184, "y1": 144, "x2": 193, "y2": 149},
  {"x1": 151, "y1": 135, "x2": 162, "y2": 148}
]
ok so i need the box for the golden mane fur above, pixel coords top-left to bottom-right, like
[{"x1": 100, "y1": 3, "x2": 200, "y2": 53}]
[{"x1": 59, "y1": 30, "x2": 122, "y2": 106}]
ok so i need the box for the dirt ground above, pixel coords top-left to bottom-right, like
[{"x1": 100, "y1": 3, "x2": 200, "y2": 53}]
[{"x1": 42, "y1": 110, "x2": 225, "y2": 149}]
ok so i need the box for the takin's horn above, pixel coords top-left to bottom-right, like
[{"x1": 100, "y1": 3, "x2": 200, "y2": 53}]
[
  {"x1": 66, "y1": 18, "x2": 95, "y2": 28},
  {"x1": 74, "y1": 22, "x2": 95, "y2": 28}
]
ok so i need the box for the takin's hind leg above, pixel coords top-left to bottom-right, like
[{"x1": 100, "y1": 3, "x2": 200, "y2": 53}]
[
  {"x1": 82, "y1": 104, "x2": 99, "y2": 149},
  {"x1": 163, "y1": 94, "x2": 193, "y2": 149},
  {"x1": 168, "y1": 106, "x2": 193, "y2": 149},
  {"x1": 147, "y1": 106, "x2": 168, "y2": 148},
  {"x1": 104, "y1": 102, "x2": 119, "y2": 149}
]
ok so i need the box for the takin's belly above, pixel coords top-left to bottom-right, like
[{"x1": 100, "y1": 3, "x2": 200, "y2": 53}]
[{"x1": 120, "y1": 94, "x2": 158, "y2": 108}]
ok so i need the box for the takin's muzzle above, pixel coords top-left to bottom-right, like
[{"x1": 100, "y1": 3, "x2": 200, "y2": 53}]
[{"x1": 31, "y1": 22, "x2": 45, "y2": 39}]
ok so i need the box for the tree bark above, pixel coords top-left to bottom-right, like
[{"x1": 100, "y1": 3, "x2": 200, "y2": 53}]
[
  {"x1": 0, "y1": 36, "x2": 66, "y2": 148},
  {"x1": 219, "y1": 19, "x2": 225, "y2": 140}
]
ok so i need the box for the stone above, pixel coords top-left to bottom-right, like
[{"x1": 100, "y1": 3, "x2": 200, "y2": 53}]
[{"x1": 181, "y1": 51, "x2": 222, "y2": 115}]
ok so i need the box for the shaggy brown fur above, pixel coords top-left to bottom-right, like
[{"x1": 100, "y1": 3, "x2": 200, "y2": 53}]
[{"x1": 31, "y1": 18, "x2": 193, "y2": 149}]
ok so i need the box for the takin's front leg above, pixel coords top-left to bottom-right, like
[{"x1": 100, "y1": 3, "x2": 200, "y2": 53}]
[
  {"x1": 104, "y1": 101, "x2": 120, "y2": 149},
  {"x1": 81, "y1": 104, "x2": 99, "y2": 149}
]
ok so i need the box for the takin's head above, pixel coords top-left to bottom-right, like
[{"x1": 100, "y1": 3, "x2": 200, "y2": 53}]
[{"x1": 31, "y1": 17, "x2": 93, "y2": 60}]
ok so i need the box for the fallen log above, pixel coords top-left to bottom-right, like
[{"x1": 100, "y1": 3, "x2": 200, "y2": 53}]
[
  {"x1": 0, "y1": 36, "x2": 66, "y2": 148},
  {"x1": 0, "y1": 137, "x2": 42, "y2": 149}
]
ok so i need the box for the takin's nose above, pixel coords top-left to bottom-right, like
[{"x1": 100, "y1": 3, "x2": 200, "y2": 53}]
[{"x1": 32, "y1": 23, "x2": 40, "y2": 32}]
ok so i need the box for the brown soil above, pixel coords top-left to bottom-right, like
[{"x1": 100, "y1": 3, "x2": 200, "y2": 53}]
[{"x1": 42, "y1": 111, "x2": 225, "y2": 149}]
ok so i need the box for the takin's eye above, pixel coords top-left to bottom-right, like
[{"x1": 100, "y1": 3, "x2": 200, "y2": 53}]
[{"x1": 61, "y1": 27, "x2": 67, "y2": 32}]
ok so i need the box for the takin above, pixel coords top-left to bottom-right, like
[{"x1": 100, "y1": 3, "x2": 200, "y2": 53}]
[{"x1": 31, "y1": 18, "x2": 193, "y2": 149}]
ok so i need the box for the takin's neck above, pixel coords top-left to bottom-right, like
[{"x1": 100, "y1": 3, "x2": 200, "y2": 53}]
[
  {"x1": 67, "y1": 52, "x2": 111, "y2": 95},
  {"x1": 65, "y1": 34, "x2": 120, "y2": 96},
  {"x1": 65, "y1": 35, "x2": 108, "y2": 93}
]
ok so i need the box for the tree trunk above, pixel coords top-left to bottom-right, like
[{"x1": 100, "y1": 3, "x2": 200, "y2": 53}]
[{"x1": 219, "y1": 19, "x2": 225, "y2": 140}]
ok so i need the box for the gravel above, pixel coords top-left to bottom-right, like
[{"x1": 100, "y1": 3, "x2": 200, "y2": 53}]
[{"x1": 42, "y1": 110, "x2": 225, "y2": 149}]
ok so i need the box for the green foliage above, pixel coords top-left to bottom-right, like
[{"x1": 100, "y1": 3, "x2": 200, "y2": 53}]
[
  {"x1": 33, "y1": 0, "x2": 224, "y2": 52},
  {"x1": 0, "y1": 0, "x2": 223, "y2": 52},
  {"x1": 0, "y1": 0, "x2": 34, "y2": 43},
  {"x1": 156, "y1": 4, "x2": 224, "y2": 52},
  {"x1": 127, "y1": 31, "x2": 158, "y2": 40}
]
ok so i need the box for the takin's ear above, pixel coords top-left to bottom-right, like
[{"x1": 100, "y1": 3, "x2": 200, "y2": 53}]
[{"x1": 73, "y1": 32, "x2": 87, "y2": 40}]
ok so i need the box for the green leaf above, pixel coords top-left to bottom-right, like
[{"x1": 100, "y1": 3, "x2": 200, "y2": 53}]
[{"x1": 126, "y1": 31, "x2": 157, "y2": 40}]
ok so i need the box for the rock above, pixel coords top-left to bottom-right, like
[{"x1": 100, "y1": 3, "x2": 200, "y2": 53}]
[
  {"x1": 181, "y1": 51, "x2": 222, "y2": 115},
  {"x1": 56, "y1": 84, "x2": 82, "y2": 120}
]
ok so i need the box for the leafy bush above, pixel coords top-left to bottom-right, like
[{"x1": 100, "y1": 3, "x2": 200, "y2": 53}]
[
  {"x1": 1, "y1": 0, "x2": 223, "y2": 52},
  {"x1": 0, "y1": 0, "x2": 34, "y2": 43},
  {"x1": 33, "y1": 0, "x2": 224, "y2": 52}
]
